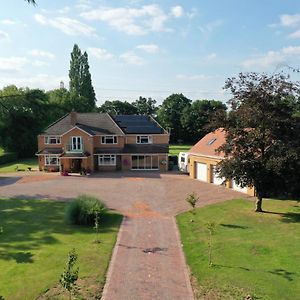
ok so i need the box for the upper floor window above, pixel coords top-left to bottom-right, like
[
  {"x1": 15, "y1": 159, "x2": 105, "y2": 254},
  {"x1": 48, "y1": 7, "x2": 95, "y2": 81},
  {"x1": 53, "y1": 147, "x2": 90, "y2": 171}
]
[
  {"x1": 45, "y1": 136, "x2": 61, "y2": 144},
  {"x1": 136, "y1": 135, "x2": 152, "y2": 144},
  {"x1": 101, "y1": 136, "x2": 117, "y2": 144},
  {"x1": 71, "y1": 136, "x2": 83, "y2": 151}
]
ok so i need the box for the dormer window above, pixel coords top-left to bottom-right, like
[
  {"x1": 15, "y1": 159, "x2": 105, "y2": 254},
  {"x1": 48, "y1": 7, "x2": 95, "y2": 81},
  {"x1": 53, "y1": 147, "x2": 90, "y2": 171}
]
[
  {"x1": 136, "y1": 135, "x2": 152, "y2": 144},
  {"x1": 207, "y1": 138, "x2": 217, "y2": 145},
  {"x1": 102, "y1": 136, "x2": 118, "y2": 144},
  {"x1": 45, "y1": 136, "x2": 61, "y2": 144}
]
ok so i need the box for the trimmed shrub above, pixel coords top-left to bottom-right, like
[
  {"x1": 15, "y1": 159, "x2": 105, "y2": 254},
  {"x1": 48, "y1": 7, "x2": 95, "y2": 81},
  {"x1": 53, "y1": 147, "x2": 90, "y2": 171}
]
[
  {"x1": 0, "y1": 152, "x2": 17, "y2": 165},
  {"x1": 66, "y1": 195, "x2": 107, "y2": 226}
]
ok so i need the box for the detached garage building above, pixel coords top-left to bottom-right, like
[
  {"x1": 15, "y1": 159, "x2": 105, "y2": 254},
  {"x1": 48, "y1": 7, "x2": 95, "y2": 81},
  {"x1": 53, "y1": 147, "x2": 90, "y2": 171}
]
[{"x1": 188, "y1": 128, "x2": 255, "y2": 196}]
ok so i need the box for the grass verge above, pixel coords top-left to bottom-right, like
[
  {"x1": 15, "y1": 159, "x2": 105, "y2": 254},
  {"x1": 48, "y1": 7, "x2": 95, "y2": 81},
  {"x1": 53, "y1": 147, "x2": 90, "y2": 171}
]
[
  {"x1": 169, "y1": 144, "x2": 192, "y2": 156},
  {"x1": 177, "y1": 199, "x2": 300, "y2": 300},
  {"x1": 0, "y1": 158, "x2": 38, "y2": 173},
  {"x1": 0, "y1": 198, "x2": 122, "y2": 300}
]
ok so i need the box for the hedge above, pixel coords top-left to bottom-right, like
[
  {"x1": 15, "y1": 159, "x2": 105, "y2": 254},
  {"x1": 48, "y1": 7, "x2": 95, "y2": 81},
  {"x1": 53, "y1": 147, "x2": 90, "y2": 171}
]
[{"x1": 0, "y1": 152, "x2": 18, "y2": 165}]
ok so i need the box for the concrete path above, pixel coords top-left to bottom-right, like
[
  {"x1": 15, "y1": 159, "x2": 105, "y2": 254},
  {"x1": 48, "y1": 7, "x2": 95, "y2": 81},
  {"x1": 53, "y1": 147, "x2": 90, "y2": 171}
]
[{"x1": 0, "y1": 171, "x2": 252, "y2": 299}]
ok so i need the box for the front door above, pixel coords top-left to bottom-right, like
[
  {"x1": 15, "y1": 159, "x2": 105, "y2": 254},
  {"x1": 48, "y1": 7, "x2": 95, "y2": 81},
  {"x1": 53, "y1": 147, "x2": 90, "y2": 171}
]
[{"x1": 71, "y1": 159, "x2": 82, "y2": 172}]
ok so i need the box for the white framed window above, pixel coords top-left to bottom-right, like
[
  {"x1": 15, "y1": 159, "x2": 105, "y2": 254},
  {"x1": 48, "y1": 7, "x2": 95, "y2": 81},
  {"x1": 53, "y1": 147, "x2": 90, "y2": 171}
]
[
  {"x1": 45, "y1": 155, "x2": 59, "y2": 166},
  {"x1": 101, "y1": 136, "x2": 118, "y2": 144},
  {"x1": 98, "y1": 155, "x2": 116, "y2": 166},
  {"x1": 45, "y1": 136, "x2": 61, "y2": 144},
  {"x1": 71, "y1": 136, "x2": 82, "y2": 151},
  {"x1": 136, "y1": 135, "x2": 152, "y2": 144}
]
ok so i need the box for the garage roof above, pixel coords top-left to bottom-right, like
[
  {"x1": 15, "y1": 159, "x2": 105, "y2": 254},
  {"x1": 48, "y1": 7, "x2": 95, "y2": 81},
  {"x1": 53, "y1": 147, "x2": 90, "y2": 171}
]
[{"x1": 189, "y1": 128, "x2": 226, "y2": 158}]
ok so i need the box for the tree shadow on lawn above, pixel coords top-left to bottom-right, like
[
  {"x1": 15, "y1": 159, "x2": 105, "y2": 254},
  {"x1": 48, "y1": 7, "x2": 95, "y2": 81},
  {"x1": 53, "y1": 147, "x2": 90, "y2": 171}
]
[
  {"x1": 262, "y1": 210, "x2": 300, "y2": 223},
  {"x1": 0, "y1": 198, "x2": 121, "y2": 263},
  {"x1": 220, "y1": 223, "x2": 249, "y2": 229},
  {"x1": 214, "y1": 264, "x2": 297, "y2": 281}
]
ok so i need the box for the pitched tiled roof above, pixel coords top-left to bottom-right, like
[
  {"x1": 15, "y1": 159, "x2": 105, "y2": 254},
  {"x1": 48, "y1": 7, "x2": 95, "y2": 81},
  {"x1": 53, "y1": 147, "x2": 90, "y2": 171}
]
[
  {"x1": 113, "y1": 115, "x2": 166, "y2": 134},
  {"x1": 43, "y1": 113, "x2": 124, "y2": 136},
  {"x1": 94, "y1": 148, "x2": 123, "y2": 154},
  {"x1": 189, "y1": 128, "x2": 226, "y2": 158},
  {"x1": 36, "y1": 148, "x2": 64, "y2": 155}
]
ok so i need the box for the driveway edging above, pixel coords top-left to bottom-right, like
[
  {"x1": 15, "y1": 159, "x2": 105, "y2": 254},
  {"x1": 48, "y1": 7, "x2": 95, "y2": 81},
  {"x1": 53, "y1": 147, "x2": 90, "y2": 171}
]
[
  {"x1": 172, "y1": 216, "x2": 195, "y2": 300},
  {"x1": 101, "y1": 216, "x2": 126, "y2": 300}
]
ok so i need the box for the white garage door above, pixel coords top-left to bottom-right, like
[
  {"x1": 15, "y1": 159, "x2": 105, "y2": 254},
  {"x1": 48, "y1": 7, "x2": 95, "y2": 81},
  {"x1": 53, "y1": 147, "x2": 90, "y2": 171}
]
[
  {"x1": 232, "y1": 181, "x2": 248, "y2": 193},
  {"x1": 212, "y1": 166, "x2": 225, "y2": 185},
  {"x1": 196, "y1": 162, "x2": 207, "y2": 182}
]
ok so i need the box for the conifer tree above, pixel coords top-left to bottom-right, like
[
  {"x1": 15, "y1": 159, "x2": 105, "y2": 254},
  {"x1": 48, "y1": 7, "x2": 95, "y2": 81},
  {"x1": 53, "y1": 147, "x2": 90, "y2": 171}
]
[{"x1": 69, "y1": 44, "x2": 96, "y2": 112}]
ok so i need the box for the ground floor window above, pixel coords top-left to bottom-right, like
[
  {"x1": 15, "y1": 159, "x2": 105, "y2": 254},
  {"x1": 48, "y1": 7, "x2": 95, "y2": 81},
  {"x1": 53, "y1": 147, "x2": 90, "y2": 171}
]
[
  {"x1": 45, "y1": 155, "x2": 59, "y2": 166},
  {"x1": 131, "y1": 155, "x2": 159, "y2": 170},
  {"x1": 98, "y1": 155, "x2": 116, "y2": 166}
]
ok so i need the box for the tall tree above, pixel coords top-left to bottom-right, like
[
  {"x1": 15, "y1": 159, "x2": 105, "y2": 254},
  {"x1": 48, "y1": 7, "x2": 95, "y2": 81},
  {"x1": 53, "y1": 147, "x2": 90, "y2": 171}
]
[
  {"x1": 157, "y1": 93, "x2": 191, "y2": 142},
  {"x1": 69, "y1": 44, "x2": 96, "y2": 112},
  {"x1": 132, "y1": 96, "x2": 157, "y2": 116},
  {"x1": 181, "y1": 99, "x2": 227, "y2": 143},
  {"x1": 216, "y1": 72, "x2": 300, "y2": 212},
  {"x1": 98, "y1": 100, "x2": 138, "y2": 115}
]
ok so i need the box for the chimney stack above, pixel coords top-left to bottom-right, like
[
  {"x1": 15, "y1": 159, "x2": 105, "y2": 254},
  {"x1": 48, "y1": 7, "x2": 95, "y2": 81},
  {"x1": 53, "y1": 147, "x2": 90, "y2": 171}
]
[{"x1": 70, "y1": 110, "x2": 77, "y2": 126}]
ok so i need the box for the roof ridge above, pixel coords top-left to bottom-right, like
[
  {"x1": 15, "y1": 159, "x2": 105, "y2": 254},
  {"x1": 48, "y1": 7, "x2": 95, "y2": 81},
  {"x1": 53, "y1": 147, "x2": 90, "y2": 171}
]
[{"x1": 43, "y1": 112, "x2": 69, "y2": 132}]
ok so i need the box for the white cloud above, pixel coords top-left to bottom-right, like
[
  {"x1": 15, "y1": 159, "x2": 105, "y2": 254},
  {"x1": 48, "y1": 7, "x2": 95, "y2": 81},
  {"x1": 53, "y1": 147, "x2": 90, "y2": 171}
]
[
  {"x1": 0, "y1": 19, "x2": 17, "y2": 25},
  {"x1": 32, "y1": 60, "x2": 50, "y2": 67},
  {"x1": 136, "y1": 44, "x2": 159, "y2": 53},
  {"x1": 206, "y1": 53, "x2": 217, "y2": 60},
  {"x1": 288, "y1": 29, "x2": 300, "y2": 39},
  {"x1": 171, "y1": 6, "x2": 184, "y2": 18},
  {"x1": 199, "y1": 19, "x2": 223, "y2": 35},
  {"x1": 28, "y1": 49, "x2": 55, "y2": 59},
  {"x1": 0, "y1": 30, "x2": 9, "y2": 41},
  {"x1": 120, "y1": 51, "x2": 145, "y2": 65},
  {"x1": 58, "y1": 6, "x2": 71, "y2": 14},
  {"x1": 280, "y1": 14, "x2": 300, "y2": 27},
  {"x1": 0, "y1": 74, "x2": 68, "y2": 90},
  {"x1": 34, "y1": 14, "x2": 96, "y2": 36},
  {"x1": 81, "y1": 4, "x2": 171, "y2": 35},
  {"x1": 241, "y1": 46, "x2": 300, "y2": 69},
  {"x1": 88, "y1": 47, "x2": 114, "y2": 60},
  {"x1": 0, "y1": 57, "x2": 28, "y2": 72}
]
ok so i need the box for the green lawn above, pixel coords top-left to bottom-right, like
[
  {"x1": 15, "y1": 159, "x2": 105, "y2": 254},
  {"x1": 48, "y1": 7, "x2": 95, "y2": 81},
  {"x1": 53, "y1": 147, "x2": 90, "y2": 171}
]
[
  {"x1": 0, "y1": 158, "x2": 38, "y2": 173},
  {"x1": 169, "y1": 144, "x2": 192, "y2": 156},
  {"x1": 0, "y1": 198, "x2": 122, "y2": 300},
  {"x1": 177, "y1": 199, "x2": 300, "y2": 300}
]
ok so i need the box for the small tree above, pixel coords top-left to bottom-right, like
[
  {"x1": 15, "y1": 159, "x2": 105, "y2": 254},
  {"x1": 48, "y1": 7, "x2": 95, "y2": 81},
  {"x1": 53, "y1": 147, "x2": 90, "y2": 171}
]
[
  {"x1": 186, "y1": 192, "x2": 199, "y2": 214},
  {"x1": 94, "y1": 211, "x2": 101, "y2": 243},
  {"x1": 205, "y1": 221, "x2": 217, "y2": 267},
  {"x1": 60, "y1": 249, "x2": 79, "y2": 300}
]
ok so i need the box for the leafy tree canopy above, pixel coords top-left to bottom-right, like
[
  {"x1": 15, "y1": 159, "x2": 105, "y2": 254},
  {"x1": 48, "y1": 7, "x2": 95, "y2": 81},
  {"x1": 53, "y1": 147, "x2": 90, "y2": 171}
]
[
  {"x1": 98, "y1": 100, "x2": 138, "y2": 115},
  {"x1": 132, "y1": 96, "x2": 157, "y2": 116},
  {"x1": 215, "y1": 72, "x2": 300, "y2": 211}
]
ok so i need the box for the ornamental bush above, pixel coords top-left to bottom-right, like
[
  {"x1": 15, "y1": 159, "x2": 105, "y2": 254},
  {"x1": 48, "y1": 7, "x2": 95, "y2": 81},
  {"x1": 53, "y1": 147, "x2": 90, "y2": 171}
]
[{"x1": 66, "y1": 194, "x2": 107, "y2": 226}]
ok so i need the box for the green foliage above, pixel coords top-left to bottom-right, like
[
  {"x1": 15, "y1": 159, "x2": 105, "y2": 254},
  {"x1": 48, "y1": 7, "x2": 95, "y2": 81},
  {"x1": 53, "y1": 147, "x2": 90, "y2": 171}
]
[
  {"x1": 157, "y1": 93, "x2": 191, "y2": 142},
  {"x1": 132, "y1": 96, "x2": 157, "y2": 115},
  {"x1": 177, "y1": 199, "x2": 300, "y2": 299},
  {"x1": 98, "y1": 100, "x2": 138, "y2": 115},
  {"x1": 66, "y1": 195, "x2": 107, "y2": 226},
  {"x1": 60, "y1": 248, "x2": 79, "y2": 299},
  {"x1": 0, "y1": 197, "x2": 122, "y2": 300},
  {"x1": 215, "y1": 73, "x2": 300, "y2": 210},
  {"x1": 69, "y1": 44, "x2": 96, "y2": 112},
  {"x1": 0, "y1": 152, "x2": 17, "y2": 165},
  {"x1": 205, "y1": 221, "x2": 217, "y2": 267},
  {"x1": 186, "y1": 192, "x2": 199, "y2": 211},
  {"x1": 181, "y1": 100, "x2": 227, "y2": 143},
  {"x1": 0, "y1": 86, "x2": 52, "y2": 157}
]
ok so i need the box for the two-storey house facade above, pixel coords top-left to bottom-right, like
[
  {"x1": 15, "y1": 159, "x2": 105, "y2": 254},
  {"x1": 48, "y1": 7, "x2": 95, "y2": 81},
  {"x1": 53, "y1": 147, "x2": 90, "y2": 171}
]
[{"x1": 36, "y1": 112, "x2": 169, "y2": 173}]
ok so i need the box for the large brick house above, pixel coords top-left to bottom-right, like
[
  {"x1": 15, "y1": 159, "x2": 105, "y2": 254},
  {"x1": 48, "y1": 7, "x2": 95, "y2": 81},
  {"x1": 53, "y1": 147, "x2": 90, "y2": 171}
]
[{"x1": 36, "y1": 111, "x2": 169, "y2": 173}]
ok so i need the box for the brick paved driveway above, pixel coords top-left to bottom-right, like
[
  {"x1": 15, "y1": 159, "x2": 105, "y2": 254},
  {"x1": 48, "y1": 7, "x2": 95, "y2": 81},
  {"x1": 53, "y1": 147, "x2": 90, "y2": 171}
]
[{"x1": 0, "y1": 171, "x2": 251, "y2": 299}]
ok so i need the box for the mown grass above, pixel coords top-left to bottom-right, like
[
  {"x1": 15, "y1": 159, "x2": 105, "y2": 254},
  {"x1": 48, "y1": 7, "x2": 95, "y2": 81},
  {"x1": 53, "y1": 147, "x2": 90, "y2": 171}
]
[
  {"x1": 0, "y1": 158, "x2": 38, "y2": 173},
  {"x1": 177, "y1": 199, "x2": 300, "y2": 300},
  {"x1": 169, "y1": 144, "x2": 192, "y2": 156},
  {"x1": 0, "y1": 198, "x2": 122, "y2": 300}
]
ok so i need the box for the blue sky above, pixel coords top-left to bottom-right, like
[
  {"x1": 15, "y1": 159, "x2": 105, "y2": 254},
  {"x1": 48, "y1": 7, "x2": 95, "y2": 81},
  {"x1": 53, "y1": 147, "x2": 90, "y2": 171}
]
[{"x1": 1, "y1": 0, "x2": 300, "y2": 105}]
